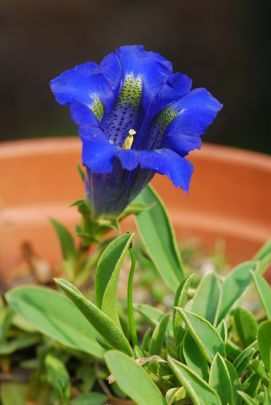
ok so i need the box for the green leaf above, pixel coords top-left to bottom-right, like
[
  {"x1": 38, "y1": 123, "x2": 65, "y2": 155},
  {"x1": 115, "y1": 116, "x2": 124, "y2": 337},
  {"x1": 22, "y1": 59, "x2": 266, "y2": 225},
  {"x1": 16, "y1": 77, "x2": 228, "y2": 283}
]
[
  {"x1": 135, "y1": 186, "x2": 184, "y2": 291},
  {"x1": 96, "y1": 233, "x2": 133, "y2": 326},
  {"x1": 183, "y1": 332, "x2": 209, "y2": 380},
  {"x1": 168, "y1": 356, "x2": 221, "y2": 405},
  {"x1": 149, "y1": 313, "x2": 170, "y2": 355},
  {"x1": 209, "y1": 353, "x2": 235, "y2": 405},
  {"x1": 216, "y1": 320, "x2": 227, "y2": 342},
  {"x1": 174, "y1": 275, "x2": 194, "y2": 334},
  {"x1": 232, "y1": 307, "x2": 258, "y2": 347},
  {"x1": 55, "y1": 278, "x2": 133, "y2": 356},
  {"x1": 252, "y1": 272, "x2": 271, "y2": 319},
  {"x1": 191, "y1": 272, "x2": 221, "y2": 325},
  {"x1": 105, "y1": 350, "x2": 166, "y2": 405},
  {"x1": 45, "y1": 353, "x2": 71, "y2": 401},
  {"x1": 6, "y1": 286, "x2": 104, "y2": 358},
  {"x1": 216, "y1": 261, "x2": 257, "y2": 324},
  {"x1": 237, "y1": 391, "x2": 258, "y2": 405},
  {"x1": 71, "y1": 392, "x2": 107, "y2": 405},
  {"x1": 233, "y1": 342, "x2": 256, "y2": 374},
  {"x1": 50, "y1": 218, "x2": 77, "y2": 278},
  {"x1": 0, "y1": 384, "x2": 27, "y2": 405},
  {"x1": 134, "y1": 303, "x2": 164, "y2": 326},
  {"x1": 258, "y1": 321, "x2": 271, "y2": 373},
  {"x1": 0, "y1": 335, "x2": 40, "y2": 355},
  {"x1": 254, "y1": 240, "x2": 271, "y2": 275},
  {"x1": 176, "y1": 308, "x2": 225, "y2": 363}
]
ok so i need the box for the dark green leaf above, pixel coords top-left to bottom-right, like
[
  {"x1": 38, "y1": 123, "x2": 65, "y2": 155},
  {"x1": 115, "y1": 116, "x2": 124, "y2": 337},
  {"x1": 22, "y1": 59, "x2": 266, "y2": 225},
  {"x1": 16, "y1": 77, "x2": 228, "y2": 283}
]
[
  {"x1": 258, "y1": 321, "x2": 271, "y2": 373},
  {"x1": 45, "y1": 353, "x2": 71, "y2": 401},
  {"x1": 168, "y1": 356, "x2": 221, "y2": 405},
  {"x1": 149, "y1": 313, "x2": 170, "y2": 355},
  {"x1": 216, "y1": 261, "x2": 257, "y2": 324},
  {"x1": 96, "y1": 233, "x2": 133, "y2": 326},
  {"x1": 183, "y1": 332, "x2": 209, "y2": 380},
  {"x1": 55, "y1": 278, "x2": 133, "y2": 356},
  {"x1": 232, "y1": 307, "x2": 258, "y2": 347},
  {"x1": 176, "y1": 308, "x2": 225, "y2": 363},
  {"x1": 135, "y1": 186, "x2": 184, "y2": 291}
]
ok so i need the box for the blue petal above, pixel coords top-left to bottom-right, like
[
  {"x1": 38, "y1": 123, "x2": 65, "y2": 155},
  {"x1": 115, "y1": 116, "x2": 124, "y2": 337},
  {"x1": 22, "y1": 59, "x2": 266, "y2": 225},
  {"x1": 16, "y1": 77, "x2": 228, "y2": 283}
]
[
  {"x1": 162, "y1": 88, "x2": 222, "y2": 154},
  {"x1": 50, "y1": 61, "x2": 118, "y2": 125},
  {"x1": 80, "y1": 127, "x2": 117, "y2": 173},
  {"x1": 117, "y1": 148, "x2": 193, "y2": 191},
  {"x1": 116, "y1": 45, "x2": 173, "y2": 112}
]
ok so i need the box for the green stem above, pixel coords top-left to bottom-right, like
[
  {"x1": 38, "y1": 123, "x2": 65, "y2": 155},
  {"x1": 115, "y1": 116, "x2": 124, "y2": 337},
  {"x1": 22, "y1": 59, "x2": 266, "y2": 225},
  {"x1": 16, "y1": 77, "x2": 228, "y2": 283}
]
[{"x1": 127, "y1": 247, "x2": 138, "y2": 347}]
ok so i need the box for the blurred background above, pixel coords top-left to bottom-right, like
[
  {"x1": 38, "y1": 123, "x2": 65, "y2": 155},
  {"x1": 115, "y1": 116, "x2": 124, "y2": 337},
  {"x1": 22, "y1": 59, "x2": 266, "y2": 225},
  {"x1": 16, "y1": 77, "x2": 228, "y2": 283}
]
[{"x1": 0, "y1": 0, "x2": 270, "y2": 153}]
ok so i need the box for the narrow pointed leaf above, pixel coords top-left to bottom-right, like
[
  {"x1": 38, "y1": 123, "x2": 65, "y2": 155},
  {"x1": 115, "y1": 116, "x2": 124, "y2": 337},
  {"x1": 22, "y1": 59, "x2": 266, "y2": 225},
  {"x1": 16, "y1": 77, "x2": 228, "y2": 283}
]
[
  {"x1": 134, "y1": 303, "x2": 164, "y2": 326},
  {"x1": 191, "y1": 272, "x2": 221, "y2": 325},
  {"x1": 258, "y1": 321, "x2": 271, "y2": 373},
  {"x1": 183, "y1": 332, "x2": 209, "y2": 380},
  {"x1": 209, "y1": 353, "x2": 235, "y2": 405},
  {"x1": 254, "y1": 240, "x2": 271, "y2": 275},
  {"x1": 6, "y1": 286, "x2": 104, "y2": 358},
  {"x1": 135, "y1": 186, "x2": 184, "y2": 291},
  {"x1": 149, "y1": 313, "x2": 170, "y2": 355},
  {"x1": 252, "y1": 273, "x2": 271, "y2": 319},
  {"x1": 176, "y1": 308, "x2": 225, "y2": 363},
  {"x1": 237, "y1": 391, "x2": 258, "y2": 405},
  {"x1": 168, "y1": 356, "x2": 221, "y2": 405},
  {"x1": 50, "y1": 218, "x2": 77, "y2": 261},
  {"x1": 174, "y1": 275, "x2": 193, "y2": 333},
  {"x1": 96, "y1": 233, "x2": 133, "y2": 326},
  {"x1": 232, "y1": 307, "x2": 257, "y2": 347},
  {"x1": 217, "y1": 261, "x2": 257, "y2": 324},
  {"x1": 55, "y1": 278, "x2": 133, "y2": 356},
  {"x1": 105, "y1": 351, "x2": 166, "y2": 405}
]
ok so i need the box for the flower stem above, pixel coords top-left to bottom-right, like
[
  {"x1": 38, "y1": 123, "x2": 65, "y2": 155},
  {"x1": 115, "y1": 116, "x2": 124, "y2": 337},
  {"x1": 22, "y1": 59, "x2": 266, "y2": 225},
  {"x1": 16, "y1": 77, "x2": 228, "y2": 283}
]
[{"x1": 127, "y1": 247, "x2": 138, "y2": 347}]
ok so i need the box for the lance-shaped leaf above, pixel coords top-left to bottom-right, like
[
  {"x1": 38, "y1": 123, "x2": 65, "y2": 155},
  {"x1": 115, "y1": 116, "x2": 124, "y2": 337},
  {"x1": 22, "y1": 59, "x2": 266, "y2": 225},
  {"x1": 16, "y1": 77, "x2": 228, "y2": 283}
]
[
  {"x1": 55, "y1": 278, "x2": 133, "y2": 356},
  {"x1": 209, "y1": 353, "x2": 238, "y2": 405},
  {"x1": 183, "y1": 332, "x2": 209, "y2": 380},
  {"x1": 6, "y1": 286, "x2": 104, "y2": 358},
  {"x1": 174, "y1": 275, "x2": 193, "y2": 333},
  {"x1": 231, "y1": 307, "x2": 257, "y2": 347},
  {"x1": 254, "y1": 240, "x2": 271, "y2": 275},
  {"x1": 168, "y1": 356, "x2": 221, "y2": 405},
  {"x1": 258, "y1": 321, "x2": 271, "y2": 373},
  {"x1": 237, "y1": 391, "x2": 258, "y2": 405},
  {"x1": 149, "y1": 313, "x2": 170, "y2": 355},
  {"x1": 191, "y1": 272, "x2": 221, "y2": 325},
  {"x1": 252, "y1": 273, "x2": 271, "y2": 320},
  {"x1": 96, "y1": 233, "x2": 133, "y2": 327},
  {"x1": 216, "y1": 261, "x2": 257, "y2": 324},
  {"x1": 176, "y1": 308, "x2": 225, "y2": 363},
  {"x1": 135, "y1": 186, "x2": 184, "y2": 291},
  {"x1": 105, "y1": 350, "x2": 166, "y2": 405}
]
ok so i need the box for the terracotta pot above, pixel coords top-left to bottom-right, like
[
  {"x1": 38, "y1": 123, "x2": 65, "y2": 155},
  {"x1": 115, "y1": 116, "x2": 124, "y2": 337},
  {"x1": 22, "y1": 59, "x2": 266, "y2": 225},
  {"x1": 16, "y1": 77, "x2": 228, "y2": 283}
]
[{"x1": 0, "y1": 137, "x2": 270, "y2": 276}]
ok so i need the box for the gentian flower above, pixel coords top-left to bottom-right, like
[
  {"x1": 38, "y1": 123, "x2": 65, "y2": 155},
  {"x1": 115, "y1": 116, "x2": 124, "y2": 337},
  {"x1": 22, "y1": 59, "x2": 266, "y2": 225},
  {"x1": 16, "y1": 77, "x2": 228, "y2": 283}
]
[{"x1": 51, "y1": 45, "x2": 222, "y2": 219}]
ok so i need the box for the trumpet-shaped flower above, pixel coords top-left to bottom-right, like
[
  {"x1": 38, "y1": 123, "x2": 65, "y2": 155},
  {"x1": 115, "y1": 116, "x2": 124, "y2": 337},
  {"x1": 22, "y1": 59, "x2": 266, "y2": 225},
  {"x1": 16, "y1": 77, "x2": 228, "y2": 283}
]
[{"x1": 51, "y1": 45, "x2": 222, "y2": 218}]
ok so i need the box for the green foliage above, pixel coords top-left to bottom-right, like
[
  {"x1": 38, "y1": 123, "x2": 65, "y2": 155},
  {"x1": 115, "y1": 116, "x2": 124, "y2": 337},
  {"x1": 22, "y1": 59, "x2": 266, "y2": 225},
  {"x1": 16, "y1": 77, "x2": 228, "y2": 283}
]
[
  {"x1": 3, "y1": 185, "x2": 271, "y2": 404},
  {"x1": 135, "y1": 185, "x2": 185, "y2": 291}
]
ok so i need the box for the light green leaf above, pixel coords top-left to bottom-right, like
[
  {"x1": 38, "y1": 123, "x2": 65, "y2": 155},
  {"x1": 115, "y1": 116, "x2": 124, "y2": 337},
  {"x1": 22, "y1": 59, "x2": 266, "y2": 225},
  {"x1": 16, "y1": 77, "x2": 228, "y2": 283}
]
[
  {"x1": 183, "y1": 332, "x2": 209, "y2": 380},
  {"x1": 165, "y1": 387, "x2": 185, "y2": 405},
  {"x1": 45, "y1": 353, "x2": 71, "y2": 401},
  {"x1": 55, "y1": 278, "x2": 133, "y2": 356},
  {"x1": 252, "y1": 272, "x2": 271, "y2": 319},
  {"x1": 237, "y1": 391, "x2": 258, "y2": 405},
  {"x1": 232, "y1": 307, "x2": 258, "y2": 347},
  {"x1": 105, "y1": 350, "x2": 166, "y2": 405},
  {"x1": 135, "y1": 186, "x2": 184, "y2": 291},
  {"x1": 149, "y1": 313, "x2": 170, "y2": 355},
  {"x1": 71, "y1": 392, "x2": 107, "y2": 405},
  {"x1": 233, "y1": 342, "x2": 256, "y2": 374},
  {"x1": 176, "y1": 308, "x2": 225, "y2": 363},
  {"x1": 254, "y1": 240, "x2": 271, "y2": 275},
  {"x1": 96, "y1": 233, "x2": 133, "y2": 326},
  {"x1": 191, "y1": 272, "x2": 221, "y2": 325},
  {"x1": 168, "y1": 356, "x2": 221, "y2": 405},
  {"x1": 134, "y1": 303, "x2": 164, "y2": 326},
  {"x1": 258, "y1": 321, "x2": 271, "y2": 373},
  {"x1": 216, "y1": 320, "x2": 227, "y2": 342},
  {"x1": 0, "y1": 383, "x2": 27, "y2": 405},
  {"x1": 6, "y1": 286, "x2": 104, "y2": 358},
  {"x1": 217, "y1": 261, "x2": 257, "y2": 324},
  {"x1": 209, "y1": 353, "x2": 234, "y2": 405}
]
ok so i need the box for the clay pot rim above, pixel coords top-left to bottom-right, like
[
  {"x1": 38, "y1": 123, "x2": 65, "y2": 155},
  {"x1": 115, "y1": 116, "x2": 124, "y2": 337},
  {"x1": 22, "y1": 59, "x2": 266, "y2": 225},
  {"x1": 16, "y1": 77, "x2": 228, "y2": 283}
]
[{"x1": 1, "y1": 137, "x2": 271, "y2": 173}]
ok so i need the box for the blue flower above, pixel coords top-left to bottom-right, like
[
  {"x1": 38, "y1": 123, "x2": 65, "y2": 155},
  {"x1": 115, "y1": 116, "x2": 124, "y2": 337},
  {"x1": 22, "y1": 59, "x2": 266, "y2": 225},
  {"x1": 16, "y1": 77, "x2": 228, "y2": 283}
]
[{"x1": 51, "y1": 45, "x2": 222, "y2": 218}]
